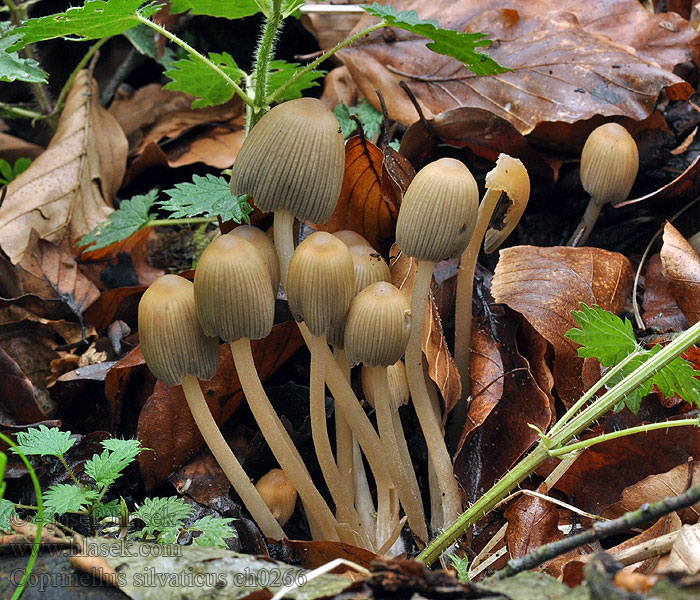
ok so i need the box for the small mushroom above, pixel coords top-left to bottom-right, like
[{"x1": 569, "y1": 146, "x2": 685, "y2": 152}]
[
  {"x1": 567, "y1": 123, "x2": 638, "y2": 246},
  {"x1": 256, "y1": 469, "x2": 298, "y2": 527},
  {"x1": 138, "y1": 274, "x2": 285, "y2": 540}
]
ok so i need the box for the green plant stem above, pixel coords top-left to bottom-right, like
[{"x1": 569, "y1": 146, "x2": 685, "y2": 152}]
[
  {"x1": 148, "y1": 217, "x2": 217, "y2": 227},
  {"x1": 417, "y1": 319, "x2": 700, "y2": 565},
  {"x1": 265, "y1": 21, "x2": 386, "y2": 106},
  {"x1": 0, "y1": 433, "x2": 44, "y2": 600},
  {"x1": 134, "y1": 13, "x2": 253, "y2": 108},
  {"x1": 249, "y1": 0, "x2": 283, "y2": 129},
  {"x1": 58, "y1": 456, "x2": 84, "y2": 489},
  {"x1": 0, "y1": 102, "x2": 44, "y2": 120},
  {"x1": 548, "y1": 419, "x2": 700, "y2": 458}
]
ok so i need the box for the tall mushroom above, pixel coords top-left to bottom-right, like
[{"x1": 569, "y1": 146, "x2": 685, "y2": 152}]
[{"x1": 138, "y1": 274, "x2": 285, "y2": 540}]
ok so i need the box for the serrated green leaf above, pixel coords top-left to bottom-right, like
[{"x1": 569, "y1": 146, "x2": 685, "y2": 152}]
[
  {"x1": 132, "y1": 497, "x2": 193, "y2": 539},
  {"x1": 647, "y1": 345, "x2": 700, "y2": 408},
  {"x1": 123, "y1": 25, "x2": 178, "y2": 69},
  {"x1": 13, "y1": 1, "x2": 163, "y2": 48},
  {"x1": 93, "y1": 499, "x2": 121, "y2": 520},
  {"x1": 169, "y1": 0, "x2": 301, "y2": 19},
  {"x1": 77, "y1": 189, "x2": 158, "y2": 252},
  {"x1": 360, "y1": 3, "x2": 507, "y2": 77},
  {"x1": 266, "y1": 60, "x2": 325, "y2": 102},
  {"x1": 188, "y1": 515, "x2": 236, "y2": 548},
  {"x1": 0, "y1": 499, "x2": 17, "y2": 531},
  {"x1": 155, "y1": 525, "x2": 183, "y2": 544},
  {"x1": 14, "y1": 426, "x2": 75, "y2": 458},
  {"x1": 0, "y1": 26, "x2": 48, "y2": 83},
  {"x1": 164, "y1": 52, "x2": 245, "y2": 108},
  {"x1": 334, "y1": 98, "x2": 383, "y2": 139},
  {"x1": 160, "y1": 174, "x2": 252, "y2": 223},
  {"x1": 566, "y1": 303, "x2": 638, "y2": 367},
  {"x1": 44, "y1": 484, "x2": 98, "y2": 515},
  {"x1": 85, "y1": 439, "x2": 142, "y2": 488}
]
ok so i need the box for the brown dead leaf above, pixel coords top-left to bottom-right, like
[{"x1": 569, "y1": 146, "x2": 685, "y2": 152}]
[
  {"x1": 276, "y1": 538, "x2": 376, "y2": 571},
  {"x1": 619, "y1": 155, "x2": 700, "y2": 207},
  {"x1": 608, "y1": 513, "x2": 680, "y2": 574},
  {"x1": 491, "y1": 246, "x2": 634, "y2": 405},
  {"x1": 0, "y1": 131, "x2": 43, "y2": 162},
  {"x1": 0, "y1": 71, "x2": 127, "y2": 264},
  {"x1": 506, "y1": 483, "x2": 563, "y2": 561},
  {"x1": 466, "y1": 322, "x2": 504, "y2": 436},
  {"x1": 642, "y1": 253, "x2": 688, "y2": 332},
  {"x1": 0, "y1": 345, "x2": 44, "y2": 424},
  {"x1": 660, "y1": 222, "x2": 700, "y2": 325},
  {"x1": 104, "y1": 346, "x2": 154, "y2": 434},
  {"x1": 390, "y1": 247, "x2": 461, "y2": 415},
  {"x1": 338, "y1": 0, "x2": 695, "y2": 134},
  {"x1": 320, "y1": 66, "x2": 360, "y2": 110}
]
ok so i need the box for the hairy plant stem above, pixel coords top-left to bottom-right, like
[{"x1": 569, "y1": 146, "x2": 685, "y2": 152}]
[
  {"x1": 0, "y1": 102, "x2": 43, "y2": 121},
  {"x1": 417, "y1": 319, "x2": 700, "y2": 565},
  {"x1": 249, "y1": 0, "x2": 283, "y2": 129}
]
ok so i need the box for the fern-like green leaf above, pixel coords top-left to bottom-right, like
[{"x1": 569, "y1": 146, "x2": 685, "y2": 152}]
[
  {"x1": 85, "y1": 439, "x2": 143, "y2": 488},
  {"x1": 14, "y1": 426, "x2": 75, "y2": 459},
  {"x1": 160, "y1": 175, "x2": 252, "y2": 223},
  {"x1": 44, "y1": 484, "x2": 98, "y2": 516}
]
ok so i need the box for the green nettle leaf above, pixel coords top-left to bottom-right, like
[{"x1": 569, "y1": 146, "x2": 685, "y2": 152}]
[
  {"x1": 13, "y1": 0, "x2": 163, "y2": 48},
  {"x1": 334, "y1": 98, "x2": 383, "y2": 139},
  {"x1": 123, "y1": 25, "x2": 178, "y2": 69},
  {"x1": 188, "y1": 515, "x2": 236, "y2": 548},
  {"x1": 0, "y1": 498, "x2": 18, "y2": 531},
  {"x1": 44, "y1": 484, "x2": 98, "y2": 516},
  {"x1": 164, "y1": 52, "x2": 245, "y2": 108},
  {"x1": 132, "y1": 497, "x2": 193, "y2": 538},
  {"x1": 160, "y1": 175, "x2": 252, "y2": 223},
  {"x1": 566, "y1": 303, "x2": 700, "y2": 413},
  {"x1": 93, "y1": 499, "x2": 121, "y2": 520},
  {"x1": 85, "y1": 439, "x2": 143, "y2": 488},
  {"x1": 14, "y1": 426, "x2": 75, "y2": 459},
  {"x1": 360, "y1": 3, "x2": 507, "y2": 77},
  {"x1": 77, "y1": 190, "x2": 159, "y2": 252},
  {"x1": 0, "y1": 27, "x2": 48, "y2": 83},
  {"x1": 169, "y1": 0, "x2": 260, "y2": 19},
  {"x1": 266, "y1": 60, "x2": 325, "y2": 101}
]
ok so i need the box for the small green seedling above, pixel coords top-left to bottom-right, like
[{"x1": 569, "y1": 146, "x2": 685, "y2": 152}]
[{"x1": 0, "y1": 157, "x2": 31, "y2": 185}]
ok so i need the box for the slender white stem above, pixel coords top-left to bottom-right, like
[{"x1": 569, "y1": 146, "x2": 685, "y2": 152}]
[
  {"x1": 229, "y1": 339, "x2": 339, "y2": 541},
  {"x1": 333, "y1": 348, "x2": 355, "y2": 504},
  {"x1": 180, "y1": 375, "x2": 285, "y2": 540},
  {"x1": 352, "y1": 437, "x2": 377, "y2": 546},
  {"x1": 274, "y1": 209, "x2": 296, "y2": 286}
]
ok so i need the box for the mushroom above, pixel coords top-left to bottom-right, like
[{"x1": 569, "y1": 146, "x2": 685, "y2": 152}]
[
  {"x1": 229, "y1": 224, "x2": 280, "y2": 295},
  {"x1": 395, "y1": 157, "x2": 476, "y2": 528},
  {"x1": 567, "y1": 123, "x2": 638, "y2": 246},
  {"x1": 361, "y1": 360, "x2": 410, "y2": 412},
  {"x1": 255, "y1": 469, "x2": 298, "y2": 527},
  {"x1": 452, "y1": 154, "x2": 530, "y2": 446},
  {"x1": 229, "y1": 98, "x2": 345, "y2": 283},
  {"x1": 138, "y1": 274, "x2": 285, "y2": 540},
  {"x1": 345, "y1": 281, "x2": 428, "y2": 548},
  {"x1": 193, "y1": 233, "x2": 339, "y2": 541}
]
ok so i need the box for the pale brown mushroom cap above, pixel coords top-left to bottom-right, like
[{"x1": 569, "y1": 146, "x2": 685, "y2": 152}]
[
  {"x1": 194, "y1": 234, "x2": 275, "y2": 342},
  {"x1": 229, "y1": 98, "x2": 345, "y2": 223},
  {"x1": 396, "y1": 157, "x2": 479, "y2": 262},
  {"x1": 255, "y1": 468, "x2": 298, "y2": 527},
  {"x1": 230, "y1": 225, "x2": 281, "y2": 295},
  {"x1": 332, "y1": 230, "x2": 371, "y2": 248},
  {"x1": 286, "y1": 231, "x2": 354, "y2": 336},
  {"x1": 483, "y1": 154, "x2": 531, "y2": 254},
  {"x1": 361, "y1": 359, "x2": 410, "y2": 411},
  {"x1": 344, "y1": 281, "x2": 412, "y2": 368},
  {"x1": 580, "y1": 123, "x2": 638, "y2": 206},
  {"x1": 138, "y1": 275, "x2": 219, "y2": 386}
]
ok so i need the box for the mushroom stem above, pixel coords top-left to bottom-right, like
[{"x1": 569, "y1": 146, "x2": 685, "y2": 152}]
[
  {"x1": 308, "y1": 333, "x2": 371, "y2": 548},
  {"x1": 567, "y1": 197, "x2": 603, "y2": 247},
  {"x1": 332, "y1": 348, "x2": 354, "y2": 499},
  {"x1": 353, "y1": 438, "x2": 377, "y2": 545},
  {"x1": 180, "y1": 374, "x2": 286, "y2": 540},
  {"x1": 228, "y1": 338, "x2": 340, "y2": 541},
  {"x1": 274, "y1": 208, "x2": 296, "y2": 285},
  {"x1": 370, "y1": 365, "x2": 427, "y2": 542},
  {"x1": 406, "y1": 260, "x2": 463, "y2": 527}
]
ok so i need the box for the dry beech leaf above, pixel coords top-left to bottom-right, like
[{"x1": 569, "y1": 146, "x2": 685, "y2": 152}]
[
  {"x1": 0, "y1": 71, "x2": 127, "y2": 264},
  {"x1": 664, "y1": 524, "x2": 700, "y2": 574},
  {"x1": 607, "y1": 513, "x2": 680, "y2": 574},
  {"x1": 466, "y1": 322, "x2": 505, "y2": 435},
  {"x1": 0, "y1": 131, "x2": 44, "y2": 162},
  {"x1": 642, "y1": 253, "x2": 688, "y2": 332},
  {"x1": 660, "y1": 222, "x2": 700, "y2": 326},
  {"x1": 491, "y1": 246, "x2": 633, "y2": 405},
  {"x1": 275, "y1": 538, "x2": 376, "y2": 571},
  {"x1": 390, "y1": 248, "x2": 461, "y2": 415},
  {"x1": 320, "y1": 66, "x2": 360, "y2": 109},
  {"x1": 338, "y1": 0, "x2": 695, "y2": 134}
]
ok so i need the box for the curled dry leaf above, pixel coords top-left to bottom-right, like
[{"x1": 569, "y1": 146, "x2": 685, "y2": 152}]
[
  {"x1": 642, "y1": 253, "x2": 688, "y2": 332},
  {"x1": 0, "y1": 71, "x2": 127, "y2": 264},
  {"x1": 338, "y1": 0, "x2": 695, "y2": 134},
  {"x1": 390, "y1": 247, "x2": 461, "y2": 416},
  {"x1": 491, "y1": 246, "x2": 634, "y2": 405},
  {"x1": 660, "y1": 222, "x2": 700, "y2": 325}
]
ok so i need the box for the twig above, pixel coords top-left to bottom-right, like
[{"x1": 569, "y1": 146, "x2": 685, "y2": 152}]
[{"x1": 493, "y1": 482, "x2": 700, "y2": 579}]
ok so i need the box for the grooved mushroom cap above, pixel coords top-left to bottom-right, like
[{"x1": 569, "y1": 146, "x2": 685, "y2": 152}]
[
  {"x1": 230, "y1": 225, "x2": 280, "y2": 295},
  {"x1": 396, "y1": 157, "x2": 479, "y2": 262},
  {"x1": 580, "y1": 123, "x2": 638, "y2": 206},
  {"x1": 361, "y1": 360, "x2": 410, "y2": 411},
  {"x1": 194, "y1": 234, "x2": 275, "y2": 342},
  {"x1": 332, "y1": 230, "x2": 371, "y2": 248},
  {"x1": 286, "y1": 232, "x2": 354, "y2": 336},
  {"x1": 483, "y1": 154, "x2": 531, "y2": 254},
  {"x1": 229, "y1": 98, "x2": 345, "y2": 223},
  {"x1": 344, "y1": 281, "x2": 412, "y2": 368},
  {"x1": 255, "y1": 468, "x2": 297, "y2": 527},
  {"x1": 138, "y1": 275, "x2": 219, "y2": 386}
]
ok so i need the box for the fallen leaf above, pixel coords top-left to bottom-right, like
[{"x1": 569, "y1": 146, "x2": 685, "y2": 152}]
[
  {"x1": 320, "y1": 66, "x2": 360, "y2": 109},
  {"x1": 338, "y1": 0, "x2": 695, "y2": 134},
  {"x1": 0, "y1": 344, "x2": 44, "y2": 424},
  {"x1": 0, "y1": 131, "x2": 44, "y2": 162},
  {"x1": 0, "y1": 71, "x2": 127, "y2": 263},
  {"x1": 664, "y1": 524, "x2": 700, "y2": 574},
  {"x1": 276, "y1": 538, "x2": 376, "y2": 571},
  {"x1": 491, "y1": 246, "x2": 634, "y2": 405},
  {"x1": 642, "y1": 253, "x2": 688, "y2": 332},
  {"x1": 301, "y1": 0, "x2": 365, "y2": 49},
  {"x1": 660, "y1": 222, "x2": 700, "y2": 325},
  {"x1": 619, "y1": 155, "x2": 700, "y2": 207},
  {"x1": 104, "y1": 346, "x2": 155, "y2": 434},
  {"x1": 83, "y1": 285, "x2": 146, "y2": 332}
]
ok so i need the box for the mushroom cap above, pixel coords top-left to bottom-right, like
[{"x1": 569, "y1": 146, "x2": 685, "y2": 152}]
[
  {"x1": 286, "y1": 231, "x2": 355, "y2": 336},
  {"x1": 580, "y1": 123, "x2": 638, "y2": 206},
  {"x1": 396, "y1": 157, "x2": 479, "y2": 262},
  {"x1": 138, "y1": 274, "x2": 219, "y2": 386},
  {"x1": 229, "y1": 98, "x2": 345, "y2": 223},
  {"x1": 483, "y1": 154, "x2": 531, "y2": 254},
  {"x1": 255, "y1": 468, "x2": 297, "y2": 527},
  {"x1": 344, "y1": 281, "x2": 412, "y2": 368},
  {"x1": 194, "y1": 234, "x2": 275, "y2": 342},
  {"x1": 361, "y1": 359, "x2": 410, "y2": 411},
  {"x1": 332, "y1": 230, "x2": 371, "y2": 248},
  {"x1": 230, "y1": 225, "x2": 280, "y2": 295}
]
